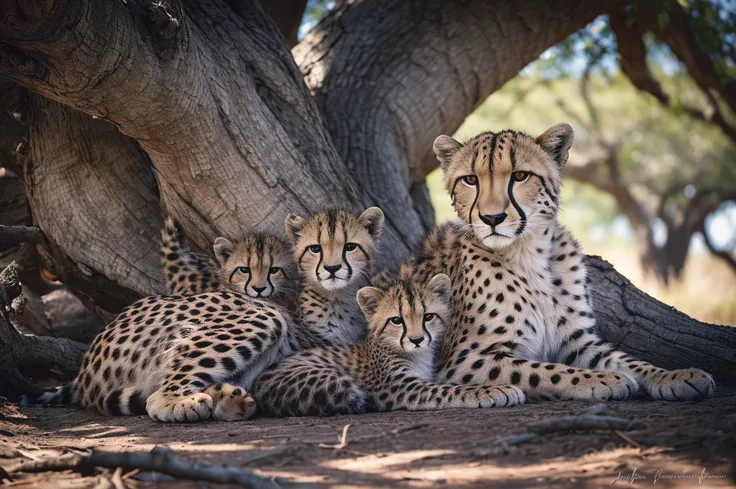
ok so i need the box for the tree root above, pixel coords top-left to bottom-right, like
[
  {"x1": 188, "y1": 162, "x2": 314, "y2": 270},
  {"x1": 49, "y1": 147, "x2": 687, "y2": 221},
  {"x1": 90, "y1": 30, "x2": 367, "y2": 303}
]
[
  {"x1": 0, "y1": 262, "x2": 87, "y2": 397},
  {"x1": 7, "y1": 447, "x2": 281, "y2": 489}
]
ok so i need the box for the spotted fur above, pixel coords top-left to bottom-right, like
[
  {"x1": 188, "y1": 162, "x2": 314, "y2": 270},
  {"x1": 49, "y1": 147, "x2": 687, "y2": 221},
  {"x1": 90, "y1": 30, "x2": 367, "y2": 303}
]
[
  {"x1": 252, "y1": 273, "x2": 525, "y2": 416},
  {"x1": 22, "y1": 292, "x2": 294, "y2": 422},
  {"x1": 285, "y1": 207, "x2": 384, "y2": 348},
  {"x1": 161, "y1": 217, "x2": 297, "y2": 304},
  {"x1": 401, "y1": 124, "x2": 715, "y2": 401}
]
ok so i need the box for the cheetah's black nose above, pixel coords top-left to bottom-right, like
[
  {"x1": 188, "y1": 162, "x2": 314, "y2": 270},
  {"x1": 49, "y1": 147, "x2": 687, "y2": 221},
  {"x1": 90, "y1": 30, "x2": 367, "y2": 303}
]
[
  {"x1": 479, "y1": 212, "x2": 507, "y2": 227},
  {"x1": 252, "y1": 286, "x2": 266, "y2": 295},
  {"x1": 324, "y1": 264, "x2": 342, "y2": 275},
  {"x1": 409, "y1": 337, "x2": 424, "y2": 346}
]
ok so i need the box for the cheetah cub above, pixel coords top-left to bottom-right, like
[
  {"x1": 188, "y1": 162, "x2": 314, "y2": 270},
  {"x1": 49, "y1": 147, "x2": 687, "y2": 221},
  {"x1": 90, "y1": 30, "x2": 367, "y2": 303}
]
[
  {"x1": 252, "y1": 273, "x2": 525, "y2": 416},
  {"x1": 22, "y1": 292, "x2": 292, "y2": 422},
  {"x1": 285, "y1": 207, "x2": 384, "y2": 348},
  {"x1": 161, "y1": 217, "x2": 297, "y2": 304},
  {"x1": 407, "y1": 123, "x2": 714, "y2": 402}
]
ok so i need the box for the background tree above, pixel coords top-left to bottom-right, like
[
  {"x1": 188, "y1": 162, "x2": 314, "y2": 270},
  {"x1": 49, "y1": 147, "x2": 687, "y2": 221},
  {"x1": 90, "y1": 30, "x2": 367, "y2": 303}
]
[{"x1": 1, "y1": 0, "x2": 735, "y2": 394}]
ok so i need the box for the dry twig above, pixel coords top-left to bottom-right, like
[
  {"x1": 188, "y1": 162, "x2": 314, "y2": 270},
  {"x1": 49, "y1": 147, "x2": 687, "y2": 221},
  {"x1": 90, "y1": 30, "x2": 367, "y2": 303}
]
[
  {"x1": 319, "y1": 424, "x2": 351, "y2": 450},
  {"x1": 529, "y1": 415, "x2": 644, "y2": 434},
  {"x1": 7, "y1": 447, "x2": 279, "y2": 489}
]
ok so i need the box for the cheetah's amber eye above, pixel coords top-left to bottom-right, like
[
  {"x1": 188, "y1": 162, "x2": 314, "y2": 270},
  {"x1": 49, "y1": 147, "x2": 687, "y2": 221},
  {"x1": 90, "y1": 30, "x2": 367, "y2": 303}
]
[
  {"x1": 345, "y1": 243, "x2": 358, "y2": 252},
  {"x1": 309, "y1": 244, "x2": 322, "y2": 254},
  {"x1": 512, "y1": 171, "x2": 530, "y2": 182},
  {"x1": 423, "y1": 313, "x2": 436, "y2": 322},
  {"x1": 461, "y1": 175, "x2": 478, "y2": 186},
  {"x1": 389, "y1": 316, "x2": 403, "y2": 325},
  {"x1": 269, "y1": 267, "x2": 281, "y2": 274},
  {"x1": 238, "y1": 266, "x2": 250, "y2": 274}
]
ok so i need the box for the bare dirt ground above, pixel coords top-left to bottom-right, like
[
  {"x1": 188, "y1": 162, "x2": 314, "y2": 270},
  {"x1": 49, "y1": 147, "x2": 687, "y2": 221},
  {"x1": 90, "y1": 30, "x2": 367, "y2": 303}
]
[{"x1": 1, "y1": 386, "x2": 735, "y2": 489}]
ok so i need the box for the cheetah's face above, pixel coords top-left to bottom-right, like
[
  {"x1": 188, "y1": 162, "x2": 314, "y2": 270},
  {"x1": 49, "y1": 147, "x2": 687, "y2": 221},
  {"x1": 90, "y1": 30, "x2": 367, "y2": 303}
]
[
  {"x1": 286, "y1": 207, "x2": 384, "y2": 292},
  {"x1": 213, "y1": 234, "x2": 297, "y2": 300},
  {"x1": 357, "y1": 274, "x2": 451, "y2": 354},
  {"x1": 434, "y1": 123, "x2": 573, "y2": 249}
]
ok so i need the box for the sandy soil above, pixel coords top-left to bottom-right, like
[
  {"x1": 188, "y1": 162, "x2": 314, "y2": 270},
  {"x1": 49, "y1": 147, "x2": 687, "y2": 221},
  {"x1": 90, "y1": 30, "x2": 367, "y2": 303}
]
[{"x1": 1, "y1": 387, "x2": 734, "y2": 488}]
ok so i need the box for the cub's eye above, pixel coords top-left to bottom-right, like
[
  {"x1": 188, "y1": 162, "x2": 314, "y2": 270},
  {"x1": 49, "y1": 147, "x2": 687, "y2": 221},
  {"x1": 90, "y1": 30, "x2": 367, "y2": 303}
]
[
  {"x1": 269, "y1": 267, "x2": 281, "y2": 274},
  {"x1": 237, "y1": 266, "x2": 250, "y2": 274},
  {"x1": 389, "y1": 316, "x2": 403, "y2": 325},
  {"x1": 512, "y1": 171, "x2": 530, "y2": 182},
  {"x1": 309, "y1": 245, "x2": 322, "y2": 254},
  {"x1": 423, "y1": 313, "x2": 436, "y2": 322},
  {"x1": 461, "y1": 175, "x2": 478, "y2": 186},
  {"x1": 345, "y1": 243, "x2": 358, "y2": 252}
]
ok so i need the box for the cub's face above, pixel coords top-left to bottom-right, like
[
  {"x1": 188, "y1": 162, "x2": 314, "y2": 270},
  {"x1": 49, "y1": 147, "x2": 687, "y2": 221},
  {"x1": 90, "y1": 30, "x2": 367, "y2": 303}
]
[
  {"x1": 357, "y1": 274, "x2": 451, "y2": 355},
  {"x1": 213, "y1": 234, "x2": 297, "y2": 301},
  {"x1": 434, "y1": 123, "x2": 574, "y2": 249},
  {"x1": 286, "y1": 208, "x2": 384, "y2": 292}
]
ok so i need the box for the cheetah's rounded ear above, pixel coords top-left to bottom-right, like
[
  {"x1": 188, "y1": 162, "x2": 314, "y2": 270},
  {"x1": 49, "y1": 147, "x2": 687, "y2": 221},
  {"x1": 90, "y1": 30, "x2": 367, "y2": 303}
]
[
  {"x1": 285, "y1": 214, "x2": 307, "y2": 244},
  {"x1": 428, "y1": 274, "x2": 452, "y2": 300},
  {"x1": 359, "y1": 207, "x2": 384, "y2": 240},
  {"x1": 433, "y1": 135, "x2": 462, "y2": 172},
  {"x1": 213, "y1": 237, "x2": 234, "y2": 266},
  {"x1": 536, "y1": 123, "x2": 574, "y2": 168},
  {"x1": 356, "y1": 286, "x2": 385, "y2": 322}
]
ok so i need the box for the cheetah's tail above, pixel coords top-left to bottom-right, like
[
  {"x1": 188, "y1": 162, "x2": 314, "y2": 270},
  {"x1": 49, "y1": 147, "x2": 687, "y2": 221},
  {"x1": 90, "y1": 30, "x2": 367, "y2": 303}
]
[
  {"x1": 161, "y1": 216, "x2": 189, "y2": 259},
  {"x1": 20, "y1": 382, "x2": 78, "y2": 407},
  {"x1": 255, "y1": 371, "x2": 371, "y2": 417}
]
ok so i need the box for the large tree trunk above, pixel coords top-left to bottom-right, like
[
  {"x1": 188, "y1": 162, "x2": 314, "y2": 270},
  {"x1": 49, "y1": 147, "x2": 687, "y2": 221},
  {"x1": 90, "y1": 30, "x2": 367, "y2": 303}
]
[{"x1": 1, "y1": 0, "x2": 733, "y2": 387}]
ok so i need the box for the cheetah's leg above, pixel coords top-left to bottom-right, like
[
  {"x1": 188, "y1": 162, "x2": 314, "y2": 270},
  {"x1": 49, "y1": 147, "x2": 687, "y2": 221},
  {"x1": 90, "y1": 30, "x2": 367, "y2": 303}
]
[
  {"x1": 253, "y1": 352, "x2": 369, "y2": 417},
  {"x1": 557, "y1": 331, "x2": 715, "y2": 401},
  {"x1": 549, "y1": 228, "x2": 714, "y2": 401},
  {"x1": 204, "y1": 383, "x2": 257, "y2": 421},
  {"x1": 146, "y1": 319, "x2": 287, "y2": 422},
  {"x1": 444, "y1": 351, "x2": 638, "y2": 401},
  {"x1": 375, "y1": 369, "x2": 525, "y2": 411}
]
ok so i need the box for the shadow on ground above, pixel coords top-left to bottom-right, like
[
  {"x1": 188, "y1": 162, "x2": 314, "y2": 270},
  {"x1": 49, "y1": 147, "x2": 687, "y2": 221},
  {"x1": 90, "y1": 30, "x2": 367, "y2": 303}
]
[{"x1": 1, "y1": 386, "x2": 735, "y2": 488}]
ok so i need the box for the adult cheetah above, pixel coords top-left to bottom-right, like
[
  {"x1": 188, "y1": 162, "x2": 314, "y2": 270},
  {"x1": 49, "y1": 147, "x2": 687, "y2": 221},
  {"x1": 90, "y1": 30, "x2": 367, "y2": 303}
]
[{"x1": 403, "y1": 123, "x2": 714, "y2": 401}]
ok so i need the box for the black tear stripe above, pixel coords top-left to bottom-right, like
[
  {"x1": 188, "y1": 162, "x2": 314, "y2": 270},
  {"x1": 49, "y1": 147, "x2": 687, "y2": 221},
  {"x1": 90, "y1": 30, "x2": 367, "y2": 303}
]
[
  {"x1": 508, "y1": 178, "x2": 527, "y2": 236},
  {"x1": 420, "y1": 299, "x2": 433, "y2": 346},
  {"x1": 315, "y1": 227, "x2": 324, "y2": 281},
  {"x1": 538, "y1": 176, "x2": 558, "y2": 205},
  {"x1": 468, "y1": 184, "x2": 479, "y2": 226},
  {"x1": 342, "y1": 228, "x2": 353, "y2": 281},
  {"x1": 398, "y1": 297, "x2": 407, "y2": 350}
]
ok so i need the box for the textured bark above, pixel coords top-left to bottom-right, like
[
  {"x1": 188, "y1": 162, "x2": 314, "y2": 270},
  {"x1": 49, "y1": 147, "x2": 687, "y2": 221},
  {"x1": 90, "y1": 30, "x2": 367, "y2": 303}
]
[
  {"x1": 27, "y1": 96, "x2": 162, "y2": 308},
  {"x1": 260, "y1": 0, "x2": 308, "y2": 48},
  {"x1": 0, "y1": 0, "x2": 365, "y2": 262},
  {"x1": 296, "y1": 0, "x2": 612, "y2": 252},
  {"x1": 0, "y1": 263, "x2": 87, "y2": 397},
  {"x1": 586, "y1": 256, "x2": 736, "y2": 381}
]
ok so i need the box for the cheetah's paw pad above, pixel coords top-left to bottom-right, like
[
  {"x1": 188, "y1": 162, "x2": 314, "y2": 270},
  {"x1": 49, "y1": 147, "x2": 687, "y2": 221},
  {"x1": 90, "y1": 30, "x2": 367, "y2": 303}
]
[
  {"x1": 206, "y1": 383, "x2": 257, "y2": 421},
  {"x1": 147, "y1": 391, "x2": 213, "y2": 423}
]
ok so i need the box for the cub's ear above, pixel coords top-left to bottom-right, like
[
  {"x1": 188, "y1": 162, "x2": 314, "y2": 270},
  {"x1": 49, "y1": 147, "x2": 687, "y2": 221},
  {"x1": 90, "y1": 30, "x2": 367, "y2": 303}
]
[
  {"x1": 427, "y1": 273, "x2": 452, "y2": 300},
  {"x1": 284, "y1": 214, "x2": 307, "y2": 244},
  {"x1": 433, "y1": 135, "x2": 462, "y2": 172},
  {"x1": 356, "y1": 286, "x2": 385, "y2": 322},
  {"x1": 213, "y1": 237, "x2": 234, "y2": 266},
  {"x1": 359, "y1": 207, "x2": 384, "y2": 240},
  {"x1": 536, "y1": 123, "x2": 574, "y2": 167}
]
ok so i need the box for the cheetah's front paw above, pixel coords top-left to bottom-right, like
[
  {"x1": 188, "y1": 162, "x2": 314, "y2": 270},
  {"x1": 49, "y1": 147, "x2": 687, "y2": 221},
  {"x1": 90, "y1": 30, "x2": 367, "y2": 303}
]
[
  {"x1": 205, "y1": 383, "x2": 257, "y2": 421},
  {"x1": 146, "y1": 391, "x2": 213, "y2": 423},
  {"x1": 645, "y1": 368, "x2": 714, "y2": 401},
  {"x1": 478, "y1": 385, "x2": 526, "y2": 407}
]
